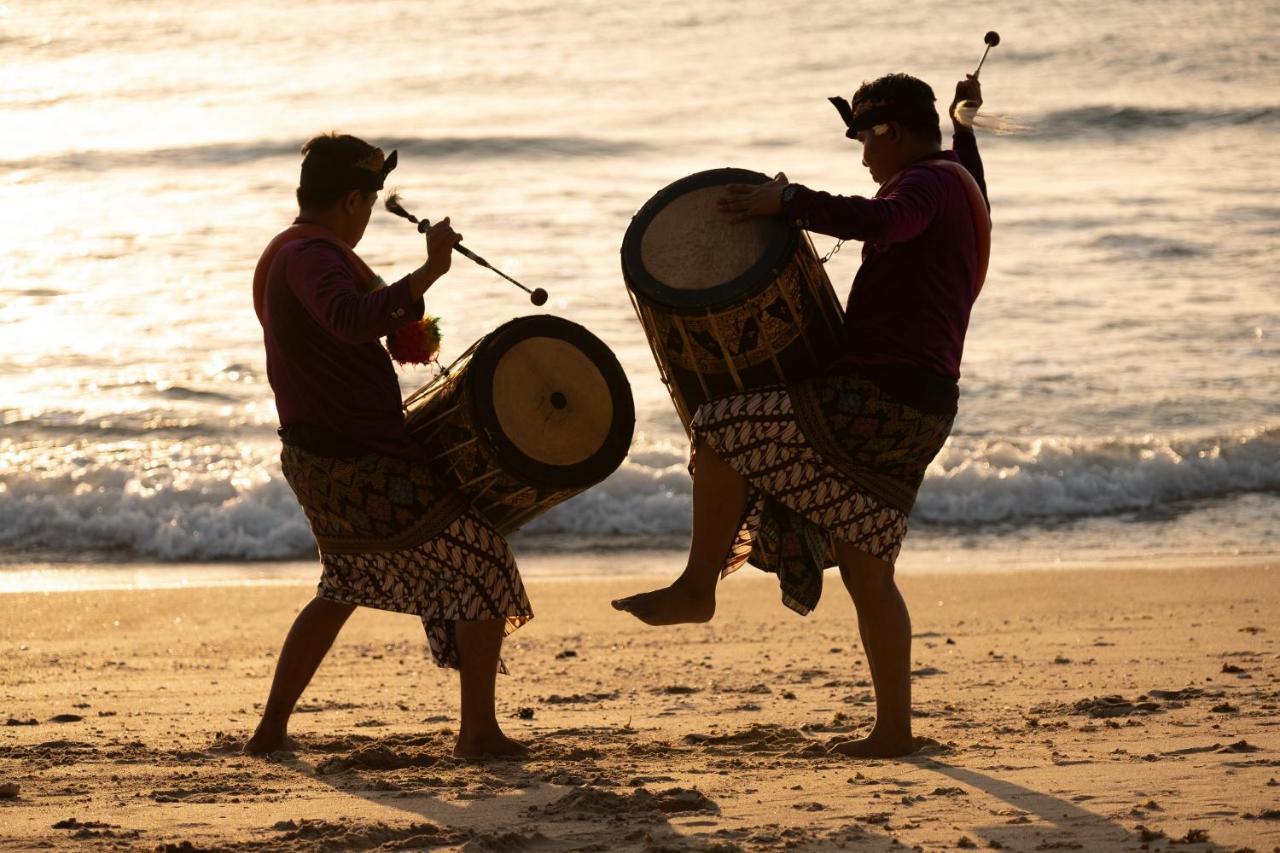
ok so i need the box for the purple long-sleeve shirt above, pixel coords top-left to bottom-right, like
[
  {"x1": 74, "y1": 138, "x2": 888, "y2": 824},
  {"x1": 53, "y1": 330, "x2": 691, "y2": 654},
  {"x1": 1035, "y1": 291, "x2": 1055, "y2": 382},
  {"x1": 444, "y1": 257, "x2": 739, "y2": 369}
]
[
  {"x1": 261, "y1": 224, "x2": 426, "y2": 459},
  {"x1": 782, "y1": 132, "x2": 988, "y2": 381}
]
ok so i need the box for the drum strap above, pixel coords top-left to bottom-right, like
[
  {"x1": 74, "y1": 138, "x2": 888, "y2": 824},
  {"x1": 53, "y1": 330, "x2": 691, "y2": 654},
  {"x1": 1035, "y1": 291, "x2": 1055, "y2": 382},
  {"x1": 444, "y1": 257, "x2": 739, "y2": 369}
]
[{"x1": 253, "y1": 222, "x2": 380, "y2": 325}]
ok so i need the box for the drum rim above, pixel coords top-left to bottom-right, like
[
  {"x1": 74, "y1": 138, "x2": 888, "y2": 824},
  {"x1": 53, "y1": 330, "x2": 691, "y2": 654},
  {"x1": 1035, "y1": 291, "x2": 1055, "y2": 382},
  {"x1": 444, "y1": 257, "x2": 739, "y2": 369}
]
[
  {"x1": 468, "y1": 314, "x2": 635, "y2": 490},
  {"x1": 621, "y1": 167, "x2": 797, "y2": 311}
]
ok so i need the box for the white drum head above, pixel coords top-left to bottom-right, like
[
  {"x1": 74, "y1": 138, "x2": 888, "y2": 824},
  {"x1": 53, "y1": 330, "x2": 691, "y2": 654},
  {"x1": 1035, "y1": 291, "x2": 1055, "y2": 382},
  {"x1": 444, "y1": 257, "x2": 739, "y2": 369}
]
[
  {"x1": 639, "y1": 186, "x2": 777, "y2": 291},
  {"x1": 491, "y1": 337, "x2": 615, "y2": 467}
]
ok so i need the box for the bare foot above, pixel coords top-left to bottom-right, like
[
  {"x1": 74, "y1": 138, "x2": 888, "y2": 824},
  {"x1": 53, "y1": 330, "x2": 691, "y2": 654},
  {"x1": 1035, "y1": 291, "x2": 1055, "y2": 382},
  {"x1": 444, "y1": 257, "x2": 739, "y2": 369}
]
[
  {"x1": 826, "y1": 731, "x2": 918, "y2": 758},
  {"x1": 453, "y1": 730, "x2": 530, "y2": 760},
  {"x1": 611, "y1": 580, "x2": 715, "y2": 626},
  {"x1": 243, "y1": 730, "x2": 298, "y2": 756}
]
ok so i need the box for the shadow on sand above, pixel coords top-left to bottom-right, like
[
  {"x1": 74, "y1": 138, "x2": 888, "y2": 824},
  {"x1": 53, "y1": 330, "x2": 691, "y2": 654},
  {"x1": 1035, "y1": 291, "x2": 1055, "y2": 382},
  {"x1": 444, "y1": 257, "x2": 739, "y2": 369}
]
[{"x1": 918, "y1": 759, "x2": 1230, "y2": 851}]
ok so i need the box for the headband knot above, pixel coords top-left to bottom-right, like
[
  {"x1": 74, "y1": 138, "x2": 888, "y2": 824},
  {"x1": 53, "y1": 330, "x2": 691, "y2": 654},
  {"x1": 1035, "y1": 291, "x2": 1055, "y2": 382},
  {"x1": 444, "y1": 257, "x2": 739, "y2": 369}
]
[{"x1": 348, "y1": 148, "x2": 397, "y2": 191}]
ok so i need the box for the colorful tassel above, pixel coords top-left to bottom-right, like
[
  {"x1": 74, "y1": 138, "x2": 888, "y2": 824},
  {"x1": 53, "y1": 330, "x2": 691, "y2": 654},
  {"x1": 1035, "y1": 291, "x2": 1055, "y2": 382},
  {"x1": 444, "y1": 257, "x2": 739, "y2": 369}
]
[{"x1": 387, "y1": 315, "x2": 442, "y2": 365}]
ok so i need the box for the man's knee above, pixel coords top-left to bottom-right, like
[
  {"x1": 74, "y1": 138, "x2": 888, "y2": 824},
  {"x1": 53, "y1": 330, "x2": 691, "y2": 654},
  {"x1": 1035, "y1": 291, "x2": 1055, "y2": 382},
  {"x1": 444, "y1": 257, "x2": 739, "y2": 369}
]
[
  {"x1": 308, "y1": 597, "x2": 357, "y2": 621},
  {"x1": 834, "y1": 543, "x2": 896, "y2": 604}
]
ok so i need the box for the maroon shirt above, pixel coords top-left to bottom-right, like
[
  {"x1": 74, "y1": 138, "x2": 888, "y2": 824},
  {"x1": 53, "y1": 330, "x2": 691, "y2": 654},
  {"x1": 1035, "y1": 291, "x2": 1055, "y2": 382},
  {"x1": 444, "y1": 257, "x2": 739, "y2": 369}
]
[
  {"x1": 261, "y1": 222, "x2": 425, "y2": 459},
  {"x1": 782, "y1": 132, "x2": 988, "y2": 381}
]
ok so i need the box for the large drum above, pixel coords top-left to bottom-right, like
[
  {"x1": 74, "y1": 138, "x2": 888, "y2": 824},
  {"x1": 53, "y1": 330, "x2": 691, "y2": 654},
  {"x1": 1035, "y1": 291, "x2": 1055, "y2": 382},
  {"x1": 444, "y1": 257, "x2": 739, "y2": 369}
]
[
  {"x1": 622, "y1": 168, "x2": 843, "y2": 433},
  {"x1": 404, "y1": 315, "x2": 634, "y2": 534}
]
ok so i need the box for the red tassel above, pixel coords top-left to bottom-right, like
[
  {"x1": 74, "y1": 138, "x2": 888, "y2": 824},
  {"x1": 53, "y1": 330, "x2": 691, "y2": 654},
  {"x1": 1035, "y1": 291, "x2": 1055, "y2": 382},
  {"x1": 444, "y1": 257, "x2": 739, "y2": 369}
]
[{"x1": 387, "y1": 316, "x2": 441, "y2": 365}]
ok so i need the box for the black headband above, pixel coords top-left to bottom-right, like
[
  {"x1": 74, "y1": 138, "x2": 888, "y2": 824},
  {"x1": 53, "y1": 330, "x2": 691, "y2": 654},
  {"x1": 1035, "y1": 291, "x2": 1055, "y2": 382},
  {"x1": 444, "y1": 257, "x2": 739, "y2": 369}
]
[
  {"x1": 829, "y1": 97, "x2": 905, "y2": 138},
  {"x1": 348, "y1": 148, "x2": 397, "y2": 192},
  {"x1": 303, "y1": 147, "x2": 398, "y2": 194}
]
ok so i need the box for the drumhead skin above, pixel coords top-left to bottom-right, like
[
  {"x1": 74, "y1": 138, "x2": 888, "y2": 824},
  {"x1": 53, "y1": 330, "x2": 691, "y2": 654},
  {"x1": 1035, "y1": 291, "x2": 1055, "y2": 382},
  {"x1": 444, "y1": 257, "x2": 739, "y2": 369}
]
[
  {"x1": 622, "y1": 168, "x2": 797, "y2": 310},
  {"x1": 468, "y1": 315, "x2": 634, "y2": 489}
]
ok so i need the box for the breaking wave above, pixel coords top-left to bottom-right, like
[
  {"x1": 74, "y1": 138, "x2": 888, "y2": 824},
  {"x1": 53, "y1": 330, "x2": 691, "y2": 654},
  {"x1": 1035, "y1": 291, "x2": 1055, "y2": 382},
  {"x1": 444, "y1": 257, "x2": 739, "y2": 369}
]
[{"x1": 1, "y1": 427, "x2": 1276, "y2": 562}]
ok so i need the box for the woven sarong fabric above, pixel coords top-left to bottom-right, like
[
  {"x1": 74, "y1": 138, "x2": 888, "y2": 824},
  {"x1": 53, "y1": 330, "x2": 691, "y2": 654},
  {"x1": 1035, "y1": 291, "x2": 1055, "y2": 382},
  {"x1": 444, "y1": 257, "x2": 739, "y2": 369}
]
[
  {"x1": 690, "y1": 372, "x2": 952, "y2": 614},
  {"x1": 281, "y1": 446, "x2": 532, "y2": 670}
]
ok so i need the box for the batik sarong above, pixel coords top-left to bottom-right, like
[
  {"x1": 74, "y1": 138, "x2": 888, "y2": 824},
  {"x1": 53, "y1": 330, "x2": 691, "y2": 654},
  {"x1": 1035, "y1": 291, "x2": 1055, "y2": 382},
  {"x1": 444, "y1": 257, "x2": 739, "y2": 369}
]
[
  {"x1": 689, "y1": 371, "x2": 953, "y2": 615},
  {"x1": 280, "y1": 445, "x2": 533, "y2": 671}
]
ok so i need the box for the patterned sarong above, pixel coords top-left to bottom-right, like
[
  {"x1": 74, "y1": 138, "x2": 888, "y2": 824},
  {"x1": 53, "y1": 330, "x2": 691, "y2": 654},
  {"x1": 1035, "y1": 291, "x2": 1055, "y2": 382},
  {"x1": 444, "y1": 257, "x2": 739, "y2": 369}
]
[
  {"x1": 280, "y1": 445, "x2": 533, "y2": 671},
  {"x1": 690, "y1": 371, "x2": 953, "y2": 615}
]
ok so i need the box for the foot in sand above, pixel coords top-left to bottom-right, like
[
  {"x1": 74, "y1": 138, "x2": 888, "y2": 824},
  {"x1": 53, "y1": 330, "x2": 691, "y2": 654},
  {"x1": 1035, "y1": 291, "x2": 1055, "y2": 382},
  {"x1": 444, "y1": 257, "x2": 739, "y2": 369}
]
[
  {"x1": 453, "y1": 731, "x2": 530, "y2": 760},
  {"x1": 826, "y1": 731, "x2": 918, "y2": 758},
  {"x1": 243, "y1": 730, "x2": 298, "y2": 756},
  {"x1": 611, "y1": 579, "x2": 715, "y2": 626}
]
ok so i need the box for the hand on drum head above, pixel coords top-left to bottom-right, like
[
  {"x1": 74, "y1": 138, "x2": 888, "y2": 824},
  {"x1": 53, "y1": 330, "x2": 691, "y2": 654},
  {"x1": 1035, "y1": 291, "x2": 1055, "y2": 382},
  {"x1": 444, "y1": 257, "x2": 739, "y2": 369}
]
[{"x1": 716, "y1": 172, "x2": 789, "y2": 224}]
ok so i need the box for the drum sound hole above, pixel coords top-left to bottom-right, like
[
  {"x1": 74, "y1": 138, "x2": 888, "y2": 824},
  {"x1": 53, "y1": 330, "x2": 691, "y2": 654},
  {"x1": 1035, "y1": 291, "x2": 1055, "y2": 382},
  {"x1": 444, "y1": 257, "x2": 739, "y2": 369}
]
[{"x1": 550, "y1": 391, "x2": 568, "y2": 410}]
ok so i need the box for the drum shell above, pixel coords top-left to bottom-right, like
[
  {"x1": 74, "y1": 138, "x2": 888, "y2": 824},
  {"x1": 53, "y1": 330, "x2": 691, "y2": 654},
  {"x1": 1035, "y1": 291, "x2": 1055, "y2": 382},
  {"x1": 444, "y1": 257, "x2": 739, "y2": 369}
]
[
  {"x1": 404, "y1": 315, "x2": 634, "y2": 534},
  {"x1": 622, "y1": 170, "x2": 844, "y2": 433}
]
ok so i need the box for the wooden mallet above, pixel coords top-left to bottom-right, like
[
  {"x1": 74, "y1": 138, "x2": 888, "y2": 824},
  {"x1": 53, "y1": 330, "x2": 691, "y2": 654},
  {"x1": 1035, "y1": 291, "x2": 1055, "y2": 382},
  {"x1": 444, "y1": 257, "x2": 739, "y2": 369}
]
[
  {"x1": 973, "y1": 31, "x2": 1000, "y2": 79},
  {"x1": 385, "y1": 193, "x2": 548, "y2": 306}
]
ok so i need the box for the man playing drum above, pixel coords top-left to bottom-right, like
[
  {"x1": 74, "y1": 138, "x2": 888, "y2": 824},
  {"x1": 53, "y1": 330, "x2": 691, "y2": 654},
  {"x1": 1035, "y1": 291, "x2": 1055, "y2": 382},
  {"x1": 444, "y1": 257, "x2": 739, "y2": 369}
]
[
  {"x1": 614, "y1": 75, "x2": 989, "y2": 758},
  {"x1": 248, "y1": 133, "x2": 532, "y2": 758}
]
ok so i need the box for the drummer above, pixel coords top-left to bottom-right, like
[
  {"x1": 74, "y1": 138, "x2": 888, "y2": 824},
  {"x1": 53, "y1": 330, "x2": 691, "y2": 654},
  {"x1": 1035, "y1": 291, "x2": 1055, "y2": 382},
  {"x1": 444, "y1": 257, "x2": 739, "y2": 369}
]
[
  {"x1": 248, "y1": 133, "x2": 533, "y2": 758},
  {"x1": 613, "y1": 74, "x2": 989, "y2": 758}
]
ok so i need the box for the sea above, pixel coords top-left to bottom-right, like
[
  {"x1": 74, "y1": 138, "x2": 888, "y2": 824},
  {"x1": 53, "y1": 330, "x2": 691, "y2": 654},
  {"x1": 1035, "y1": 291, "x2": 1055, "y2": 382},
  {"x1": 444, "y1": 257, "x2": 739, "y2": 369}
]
[{"x1": 2, "y1": 0, "x2": 1277, "y2": 590}]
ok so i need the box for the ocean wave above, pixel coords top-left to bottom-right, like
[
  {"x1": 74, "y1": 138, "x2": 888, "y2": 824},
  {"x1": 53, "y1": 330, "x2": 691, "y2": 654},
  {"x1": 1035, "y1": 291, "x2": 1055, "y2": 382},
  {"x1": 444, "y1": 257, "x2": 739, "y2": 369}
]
[
  {"x1": 2, "y1": 400, "x2": 275, "y2": 438},
  {"x1": 914, "y1": 427, "x2": 1280, "y2": 525},
  {"x1": 4, "y1": 135, "x2": 647, "y2": 173},
  {"x1": 1, "y1": 427, "x2": 1276, "y2": 561},
  {"x1": 0, "y1": 443, "x2": 314, "y2": 561},
  {"x1": 0, "y1": 409, "x2": 261, "y2": 440},
  {"x1": 527, "y1": 427, "x2": 1280, "y2": 534},
  {"x1": 1088, "y1": 233, "x2": 1206, "y2": 260},
  {"x1": 1034, "y1": 105, "x2": 1280, "y2": 138}
]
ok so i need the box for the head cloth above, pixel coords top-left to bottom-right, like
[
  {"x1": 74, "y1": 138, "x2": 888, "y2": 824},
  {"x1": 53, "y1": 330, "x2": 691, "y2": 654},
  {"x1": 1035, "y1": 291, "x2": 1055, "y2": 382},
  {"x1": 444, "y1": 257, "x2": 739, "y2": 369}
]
[{"x1": 828, "y1": 97, "x2": 907, "y2": 138}]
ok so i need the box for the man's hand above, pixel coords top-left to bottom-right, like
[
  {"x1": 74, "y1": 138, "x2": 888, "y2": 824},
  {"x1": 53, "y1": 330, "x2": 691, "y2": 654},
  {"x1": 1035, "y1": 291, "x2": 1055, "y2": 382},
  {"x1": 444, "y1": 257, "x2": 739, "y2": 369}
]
[
  {"x1": 717, "y1": 172, "x2": 788, "y2": 224},
  {"x1": 951, "y1": 75, "x2": 983, "y2": 131},
  {"x1": 424, "y1": 217, "x2": 461, "y2": 279},
  {"x1": 410, "y1": 217, "x2": 462, "y2": 300}
]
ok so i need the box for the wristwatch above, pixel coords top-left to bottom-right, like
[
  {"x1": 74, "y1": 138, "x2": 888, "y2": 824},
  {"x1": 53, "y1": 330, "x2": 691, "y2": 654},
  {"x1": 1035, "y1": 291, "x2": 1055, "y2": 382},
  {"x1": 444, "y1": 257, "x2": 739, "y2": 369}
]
[{"x1": 780, "y1": 183, "x2": 800, "y2": 206}]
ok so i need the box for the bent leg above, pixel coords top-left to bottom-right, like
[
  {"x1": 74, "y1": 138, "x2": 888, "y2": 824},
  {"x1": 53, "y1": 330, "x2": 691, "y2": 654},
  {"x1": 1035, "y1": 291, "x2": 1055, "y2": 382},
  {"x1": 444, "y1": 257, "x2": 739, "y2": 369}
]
[
  {"x1": 829, "y1": 542, "x2": 916, "y2": 757},
  {"x1": 611, "y1": 438, "x2": 748, "y2": 625},
  {"x1": 246, "y1": 596, "x2": 356, "y2": 755},
  {"x1": 453, "y1": 619, "x2": 528, "y2": 759}
]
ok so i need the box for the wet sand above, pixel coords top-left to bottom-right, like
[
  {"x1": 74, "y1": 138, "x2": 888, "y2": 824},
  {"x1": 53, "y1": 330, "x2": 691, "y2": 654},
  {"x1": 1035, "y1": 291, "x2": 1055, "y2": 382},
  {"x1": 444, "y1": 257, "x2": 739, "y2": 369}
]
[{"x1": 1, "y1": 561, "x2": 1277, "y2": 851}]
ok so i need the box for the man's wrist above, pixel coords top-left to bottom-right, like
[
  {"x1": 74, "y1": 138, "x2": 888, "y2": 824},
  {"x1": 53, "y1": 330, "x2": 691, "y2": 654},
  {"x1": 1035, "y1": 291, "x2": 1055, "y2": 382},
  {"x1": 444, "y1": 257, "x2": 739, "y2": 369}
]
[
  {"x1": 779, "y1": 183, "x2": 800, "y2": 208},
  {"x1": 410, "y1": 266, "x2": 441, "y2": 300}
]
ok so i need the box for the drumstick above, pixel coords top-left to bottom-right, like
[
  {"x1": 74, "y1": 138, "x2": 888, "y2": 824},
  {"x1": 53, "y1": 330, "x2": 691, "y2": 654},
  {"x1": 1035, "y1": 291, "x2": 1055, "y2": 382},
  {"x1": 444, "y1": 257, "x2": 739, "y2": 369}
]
[
  {"x1": 385, "y1": 193, "x2": 549, "y2": 306},
  {"x1": 973, "y1": 30, "x2": 1000, "y2": 79}
]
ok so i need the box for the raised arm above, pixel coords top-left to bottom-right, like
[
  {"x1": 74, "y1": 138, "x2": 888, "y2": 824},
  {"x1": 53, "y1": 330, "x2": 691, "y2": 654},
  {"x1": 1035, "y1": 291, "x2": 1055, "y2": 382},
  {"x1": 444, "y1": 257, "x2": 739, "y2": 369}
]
[{"x1": 950, "y1": 75, "x2": 988, "y2": 207}]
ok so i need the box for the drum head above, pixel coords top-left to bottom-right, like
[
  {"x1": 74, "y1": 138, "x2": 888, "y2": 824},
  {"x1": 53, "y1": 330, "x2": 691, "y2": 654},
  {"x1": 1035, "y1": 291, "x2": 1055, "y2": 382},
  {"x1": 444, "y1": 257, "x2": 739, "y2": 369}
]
[
  {"x1": 622, "y1": 168, "x2": 797, "y2": 310},
  {"x1": 469, "y1": 315, "x2": 634, "y2": 489}
]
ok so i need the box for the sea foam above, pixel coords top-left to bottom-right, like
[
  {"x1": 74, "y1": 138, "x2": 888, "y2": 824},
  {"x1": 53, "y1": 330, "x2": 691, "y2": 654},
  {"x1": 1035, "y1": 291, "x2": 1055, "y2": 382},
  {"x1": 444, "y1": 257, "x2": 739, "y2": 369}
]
[{"x1": 1, "y1": 427, "x2": 1275, "y2": 561}]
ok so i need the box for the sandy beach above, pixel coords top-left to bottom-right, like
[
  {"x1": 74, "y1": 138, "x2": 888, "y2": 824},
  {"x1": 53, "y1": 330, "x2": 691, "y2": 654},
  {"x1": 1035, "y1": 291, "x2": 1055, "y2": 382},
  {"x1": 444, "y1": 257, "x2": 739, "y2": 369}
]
[{"x1": 1, "y1": 560, "x2": 1277, "y2": 852}]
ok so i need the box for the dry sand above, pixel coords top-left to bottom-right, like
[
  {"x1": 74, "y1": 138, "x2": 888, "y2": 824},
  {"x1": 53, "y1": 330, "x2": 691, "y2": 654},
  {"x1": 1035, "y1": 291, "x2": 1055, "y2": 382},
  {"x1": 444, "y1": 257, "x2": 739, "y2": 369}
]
[{"x1": 1, "y1": 561, "x2": 1278, "y2": 852}]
